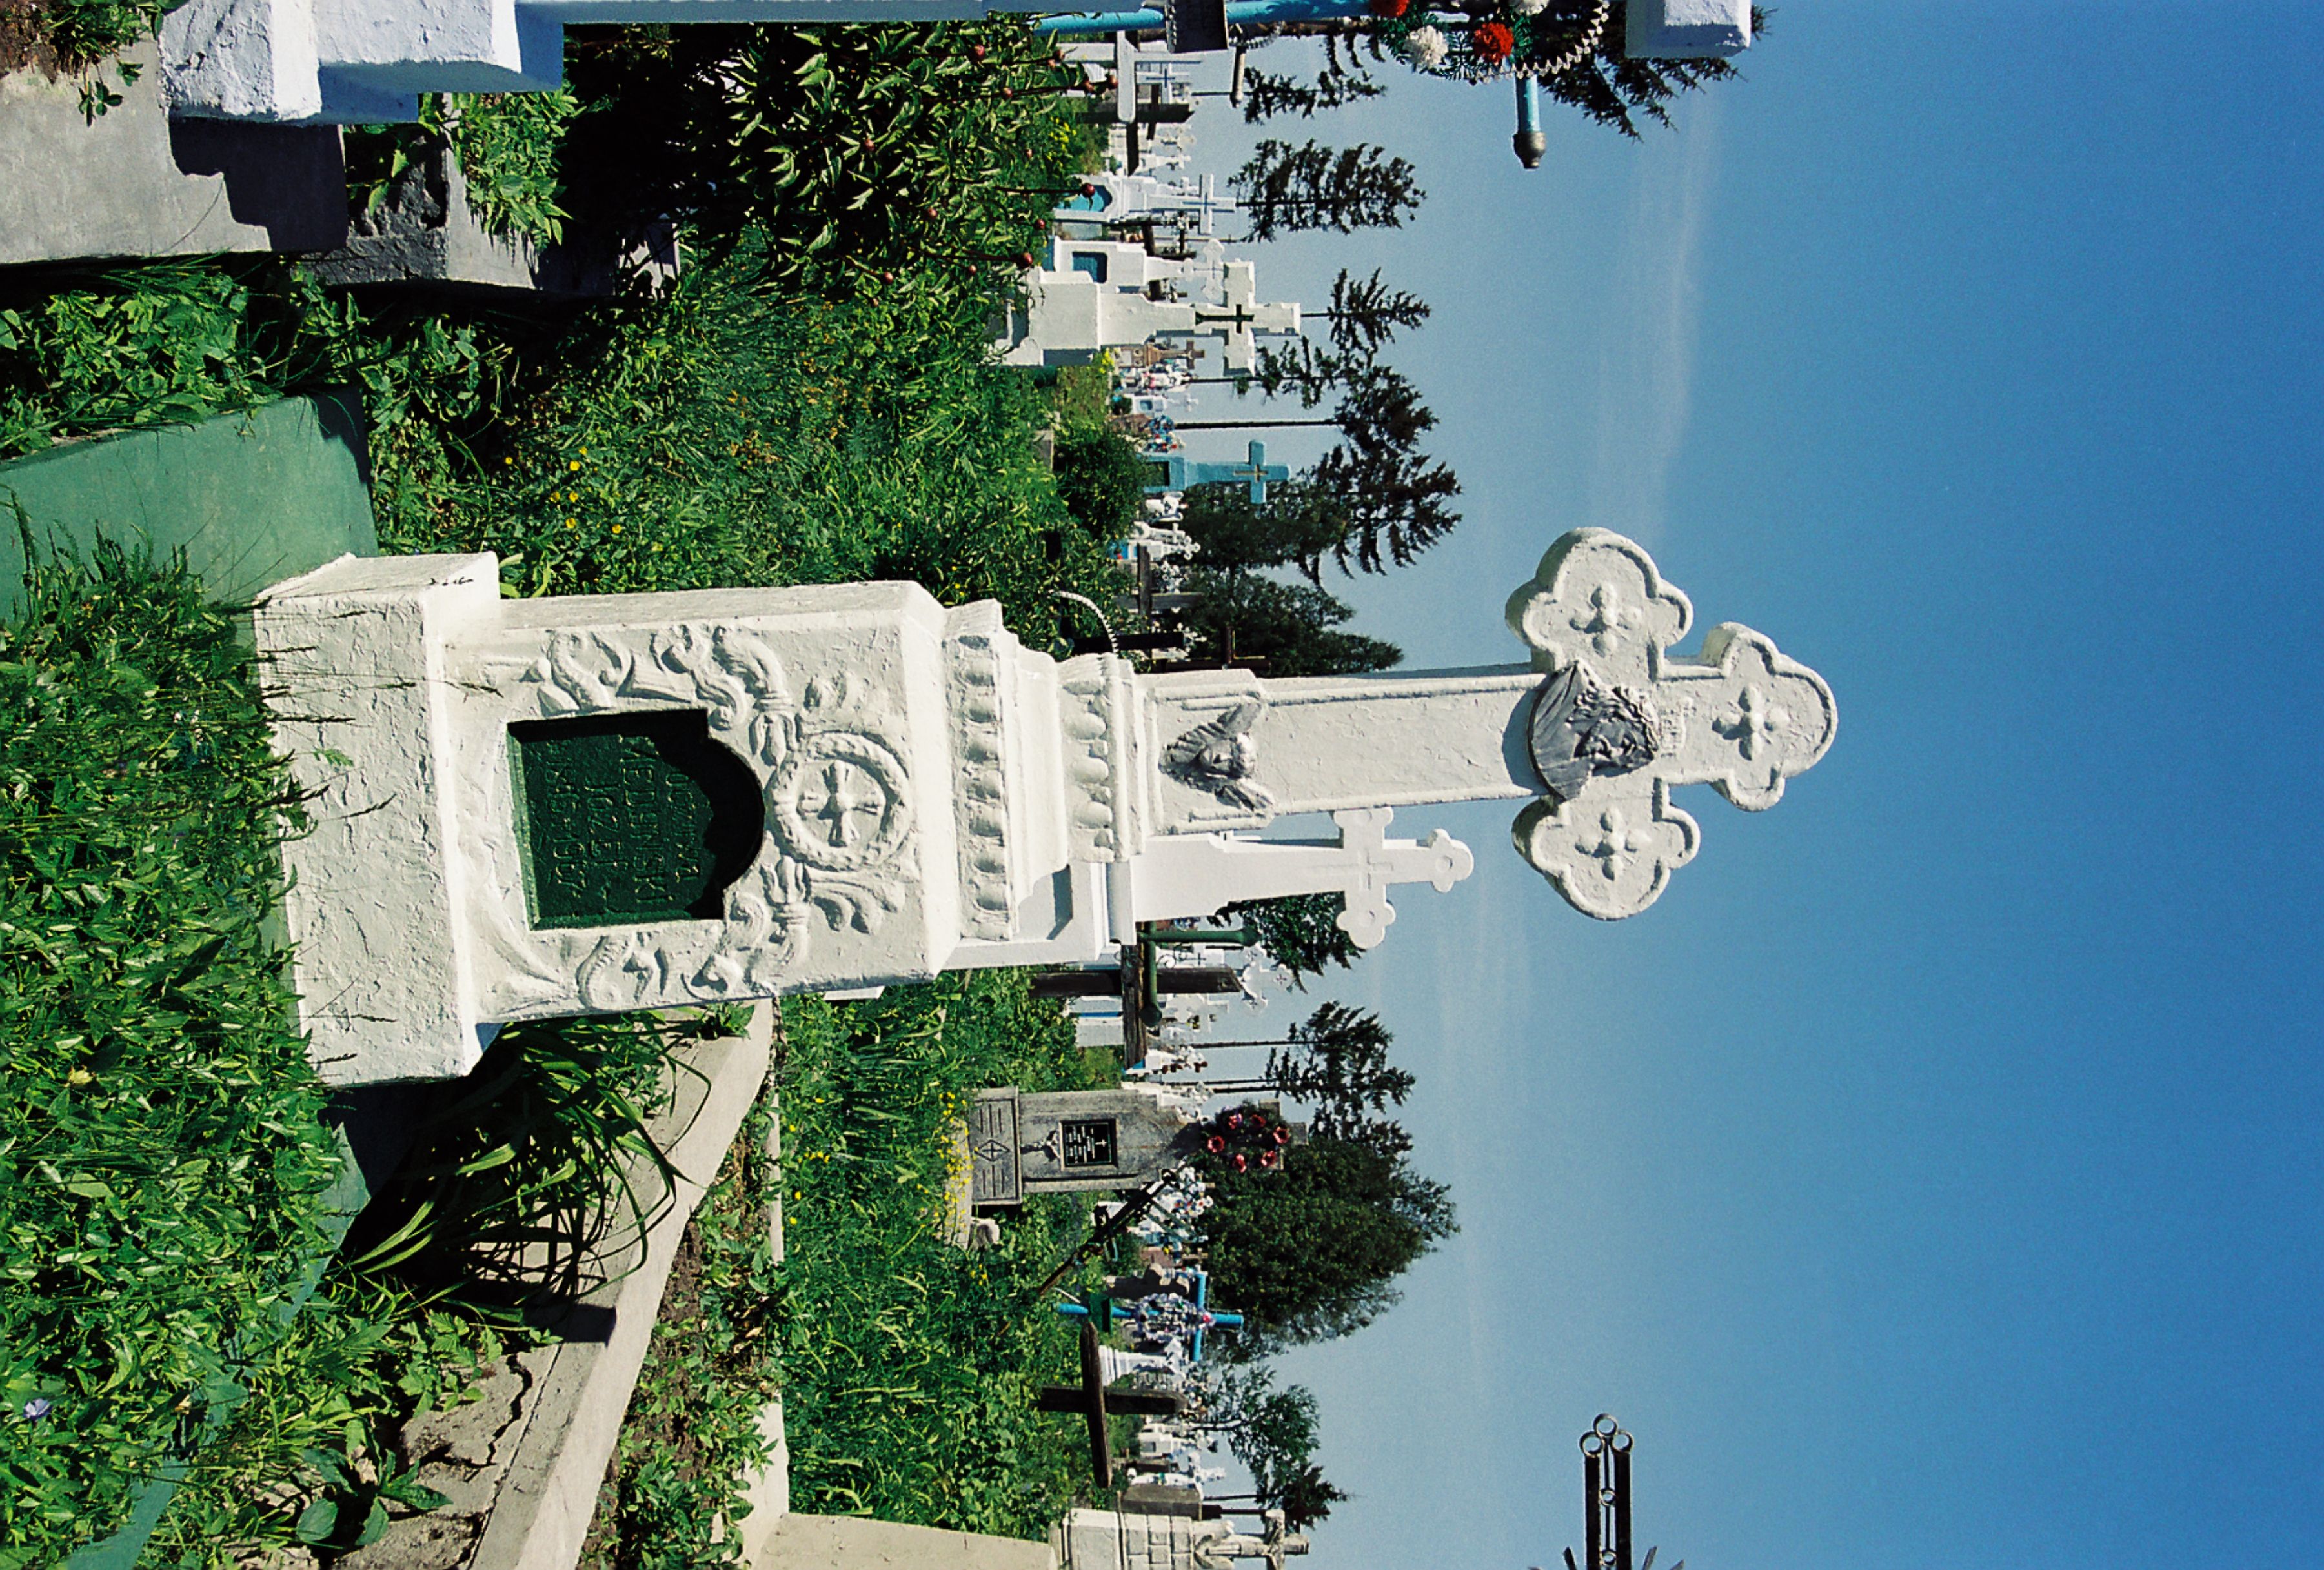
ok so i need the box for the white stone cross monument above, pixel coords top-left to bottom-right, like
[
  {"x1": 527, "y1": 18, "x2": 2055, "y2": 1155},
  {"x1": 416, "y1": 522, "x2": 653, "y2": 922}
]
[
  {"x1": 998, "y1": 245, "x2": 1298, "y2": 372},
  {"x1": 254, "y1": 528, "x2": 1832, "y2": 1083},
  {"x1": 1060, "y1": 172, "x2": 1240, "y2": 234}
]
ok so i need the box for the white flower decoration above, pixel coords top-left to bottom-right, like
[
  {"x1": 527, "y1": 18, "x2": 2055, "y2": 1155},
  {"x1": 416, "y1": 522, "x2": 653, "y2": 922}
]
[
  {"x1": 1511, "y1": 0, "x2": 1549, "y2": 12},
  {"x1": 1403, "y1": 25, "x2": 1448, "y2": 67}
]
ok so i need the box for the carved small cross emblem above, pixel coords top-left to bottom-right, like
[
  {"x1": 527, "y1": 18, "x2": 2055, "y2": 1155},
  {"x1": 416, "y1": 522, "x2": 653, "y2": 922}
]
[
  {"x1": 1573, "y1": 582, "x2": 1642, "y2": 658},
  {"x1": 1715, "y1": 683, "x2": 1791, "y2": 761},
  {"x1": 1508, "y1": 530, "x2": 1837, "y2": 919},
  {"x1": 806, "y1": 760, "x2": 880, "y2": 847},
  {"x1": 1583, "y1": 807, "x2": 1652, "y2": 881}
]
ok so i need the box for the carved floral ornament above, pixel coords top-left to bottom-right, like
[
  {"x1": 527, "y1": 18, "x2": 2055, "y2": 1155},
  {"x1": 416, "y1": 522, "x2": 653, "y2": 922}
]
[
  {"x1": 472, "y1": 627, "x2": 915, "y2": 1014},
  {"x1": 1506, "y1": 529, "x2": 1837, "y2": 920}
]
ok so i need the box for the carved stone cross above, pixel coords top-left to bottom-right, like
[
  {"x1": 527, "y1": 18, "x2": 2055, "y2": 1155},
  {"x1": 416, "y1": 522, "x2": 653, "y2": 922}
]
[
  {"x1": 254, "y1": 528, "x2": 1831, "y2": 1084},
  {"x1": 1138, "y1": 528, "x2": 1836, "y2": 918}
]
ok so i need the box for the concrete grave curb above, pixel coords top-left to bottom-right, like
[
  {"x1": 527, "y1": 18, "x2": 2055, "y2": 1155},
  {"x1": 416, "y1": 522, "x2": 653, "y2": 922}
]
[{"x1": 466, "y1": 1004, "x2": 774, "y2": 1570}]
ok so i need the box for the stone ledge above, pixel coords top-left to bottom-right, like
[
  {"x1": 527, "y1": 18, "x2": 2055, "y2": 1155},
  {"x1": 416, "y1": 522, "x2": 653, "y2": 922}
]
[
  {"x1": 0, "y1": 43, "x2": 345, "y2": 267},
  {"x1": 340, "y1": 1005, "x2": 774, "y2": 1570}
]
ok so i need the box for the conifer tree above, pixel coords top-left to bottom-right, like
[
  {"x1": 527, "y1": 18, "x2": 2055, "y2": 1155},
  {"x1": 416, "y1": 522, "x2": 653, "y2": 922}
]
[{"x1": 1231, "y1": 139, "x2": 1424, "y2": 241}]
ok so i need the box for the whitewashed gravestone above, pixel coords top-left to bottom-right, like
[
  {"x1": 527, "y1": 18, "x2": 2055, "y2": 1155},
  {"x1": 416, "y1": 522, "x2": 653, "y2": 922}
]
[
  {"x1": 252, "y1": 528, "x2": 1832, "y2": 1083},
  {"x1": 968, "y1": 1085, "x2": 1202, "y2": 1206}
]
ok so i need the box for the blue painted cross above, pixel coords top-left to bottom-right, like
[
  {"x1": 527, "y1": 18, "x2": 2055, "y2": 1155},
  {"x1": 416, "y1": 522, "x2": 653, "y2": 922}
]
[{"x1": 1144, "y1": 440, "x2": 1289, "y2": 503}]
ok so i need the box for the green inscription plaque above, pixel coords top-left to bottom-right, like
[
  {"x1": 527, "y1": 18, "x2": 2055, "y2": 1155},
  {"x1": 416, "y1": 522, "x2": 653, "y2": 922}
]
[{"x1": 508, "y1": 710, "x2": 764, "y2": 929}]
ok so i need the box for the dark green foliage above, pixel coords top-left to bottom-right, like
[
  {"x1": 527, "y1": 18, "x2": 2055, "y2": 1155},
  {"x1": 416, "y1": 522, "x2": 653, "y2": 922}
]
[
  {"x1": 771, "y1": 976, "x2": 1113, "y2": 1536},
  {"x1": 0, "y1": 258, "x2": 356, "y2": 459},
  {"x1": 574, "y1": 1087, "x2": 782, "y2": 1567},
  {"x1": 1231, "y1": 138, "x2": 1423, "y2": 242},
  {"x1": 1054, "y1": 427, "x2": 1155, "y2": 539},
  {"x1": 20, "y1": 0, "x2": 159, "y2": 74},
  {"x1": 337, "y1": 1018, "x2": 682, "y2": 1319},
  {"x1": 1542, "y1": 3, "x2": 1769, "y2": 139},
  {"x1": 1200, "y1": 1365, "x2": 1319, "y2": 1504},
  {"x1": 1317, "y1": 267, "x2": 1430, "y2": 359},
  {"x1": 1269, "y1": 1458, "x2": 1348, "y2": 1531},
  {"x1": 343, "y1": 90, "x2": 581, "y2": 246},
  {"x1": 1175, "y1": 569, "x2": 1401, "y2": 679},
  {"x1": 1192, "y1": 359, "x2": 1462, "y2": 578},
  {"x1": 558, "y1": 21, "x2": 1080, "y2": 291},
  {"x1": 1198, "y1": 1132, "x2": 1455, "y2": 1353},
  {"x1": 0, "y1": 541, "x2": 341, "y2": 1562},
  {"x1": 1237, "y1": 57, "x2": 1383, "y2": 123},
  {"x1": 1224, "y1": 892, "x2": 1364, "y2": 985},
  {"x1": 446, "y1": 89, "x2": 580, "y2": 243},
  {"x1": 361, "y1": 242, "x2": 1122, "y2": 635},
  {"x1": 1309, "y1": 364, "x2": 1462, "y2": 574},
  {"x1": 1177, "y1": 481, "x2": 1350, "y2": 574},
  {"x1": 1262, "y1": 1003, "x2": 1413, "y2": 1145}
]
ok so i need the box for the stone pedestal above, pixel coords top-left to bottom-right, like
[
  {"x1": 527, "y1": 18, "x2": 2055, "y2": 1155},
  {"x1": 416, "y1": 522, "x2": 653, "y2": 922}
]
[{"x1": 315, "y1": 141, "x2": 680, "y2": 297}]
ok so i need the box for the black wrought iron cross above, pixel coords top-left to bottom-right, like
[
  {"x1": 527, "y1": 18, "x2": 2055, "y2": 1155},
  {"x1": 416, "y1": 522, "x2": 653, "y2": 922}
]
[{"x1": 1550, "y1": 1415, "x2": 1682, "y2": 1570}]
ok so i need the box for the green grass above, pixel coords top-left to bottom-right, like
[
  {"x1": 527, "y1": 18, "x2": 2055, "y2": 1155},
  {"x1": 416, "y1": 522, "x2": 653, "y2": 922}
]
[
  {"x1": 575, "y1": 976, "x2": 1123, "y2": 1563},
  {"x1": 0, "y1": 21, "x2": 1141, "y2": 1558},
  {"x1": 770, "y1": 978, "x2": 1115, "y2": 1536},
  {"x1": 370, "y1": 243, "x2": 1120, "y2": 636},
  {"x1": 0, "y1": 541, "x2": 342, "y2": 1564}
]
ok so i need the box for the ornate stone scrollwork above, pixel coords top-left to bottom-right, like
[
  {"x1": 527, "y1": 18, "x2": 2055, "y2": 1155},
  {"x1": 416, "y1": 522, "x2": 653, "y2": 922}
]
[{"x1": 477, "y1": 625, "x2": 918, "y2": 1012}]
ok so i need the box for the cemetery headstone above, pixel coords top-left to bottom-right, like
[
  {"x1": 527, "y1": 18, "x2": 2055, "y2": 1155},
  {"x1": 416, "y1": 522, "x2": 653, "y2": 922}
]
[
  {"x1": 1, "y1": 393, "x2": 375, "y2": 619},
  {"x1": 252, "y1": 526, "x2": 1833, "y2": 1083},
  {"x1": 315, "y1": 141, "x2": 678, "y2": 297},
  {"x1": 0, "y1": 43, "x2": 343, "y2": 266},
  {"x1": 970, "y1": 1086, "x2": 1203, "y2": 1206}
]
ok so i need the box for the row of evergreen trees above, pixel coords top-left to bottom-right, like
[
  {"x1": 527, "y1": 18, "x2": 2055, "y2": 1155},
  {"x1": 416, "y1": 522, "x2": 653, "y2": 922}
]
[{"x1": 1047, "y1": 25, "x2": 1752, "y2": 1523}]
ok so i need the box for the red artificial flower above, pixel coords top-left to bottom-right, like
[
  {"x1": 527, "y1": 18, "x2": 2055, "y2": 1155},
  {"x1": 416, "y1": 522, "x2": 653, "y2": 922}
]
[
  {"x1": 1206, "y1": 1134, "x2": 1228, "y2": 1154},
  {"x1": 1368, "y1": 0, "x2": 1408, "y2": 15},
  {"x1": 1471, "y1": 21, "x2": 1515, "y2": 63}
]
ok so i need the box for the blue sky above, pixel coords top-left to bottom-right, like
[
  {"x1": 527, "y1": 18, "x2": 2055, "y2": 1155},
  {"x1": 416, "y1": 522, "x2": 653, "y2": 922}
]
[{"x1": 1164, "y1": 6, "x2": 2324, "y2": 1566}]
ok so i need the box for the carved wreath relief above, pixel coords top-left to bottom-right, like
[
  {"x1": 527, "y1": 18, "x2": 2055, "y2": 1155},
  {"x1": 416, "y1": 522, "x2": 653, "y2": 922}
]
[
  {"x1": 1507, "y1": 529, "x2": 1837, "y2": 920},
  {"x1": 472, "y1": 626, "x2": 915, "y2": 1014}
]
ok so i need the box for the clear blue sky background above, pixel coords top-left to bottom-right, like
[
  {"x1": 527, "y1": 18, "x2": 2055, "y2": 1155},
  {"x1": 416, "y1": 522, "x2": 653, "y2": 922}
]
[{"x1": 1164, "y1": 5, "x2": 2323, "y2": 1566}]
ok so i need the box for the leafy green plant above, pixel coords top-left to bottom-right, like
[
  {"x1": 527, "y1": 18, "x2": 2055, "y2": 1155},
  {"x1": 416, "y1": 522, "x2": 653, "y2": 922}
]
[
  {"x1": 0, "y1": 538, "x2": 342, "y2": 1562},
  {"x1": 1053, "y1": 427, "x2": 1153, "y2": 539},
  {"x1": 558, "y1": 20, "x2": 1084, "y2": 292},
  {"x1": 0, "y1": 258, "x2": 356, "y2": 459},
  {"x1": 342, "y1": 88, "x2": 580, "y2": 247},
  {"x1": 336, "y1": 1015, "x2": 683, "y2": 1321},
  {"x1": 766, "y1": 976, "x2": 1113, "y2": 1538}
]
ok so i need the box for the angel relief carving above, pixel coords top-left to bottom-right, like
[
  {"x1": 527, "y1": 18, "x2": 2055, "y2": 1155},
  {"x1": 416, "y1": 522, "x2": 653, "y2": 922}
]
[{"x1": 1162, "y1": 700, "x2": 1275, "y2": 814}]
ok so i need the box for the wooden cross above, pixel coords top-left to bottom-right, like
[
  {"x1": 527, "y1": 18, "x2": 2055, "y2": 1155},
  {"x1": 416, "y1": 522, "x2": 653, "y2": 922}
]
[{"x1": 1035, "y1": 1322, "x2": 1187, "y2": 1485}]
